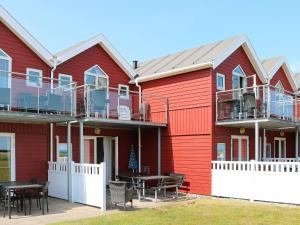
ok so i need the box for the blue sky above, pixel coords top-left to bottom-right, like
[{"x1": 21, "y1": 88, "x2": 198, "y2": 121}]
[{"x1": 1, "y1": 0, "x2": 300, "y2": 72}]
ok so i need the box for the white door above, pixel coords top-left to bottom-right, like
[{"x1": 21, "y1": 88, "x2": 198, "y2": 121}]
[
  {"x1": 83, "y1": 136, "x2": 97, "y2": 164},
  {"x1": 0, "y1": 133, "x2": 15, "y2": 181},
  {"x1": 103, "y1": 136, "x2": 118, "y2": 185},
  {"x1": 274, "y1": 137, "x2": 286, "y2": 158},
  {"x1": 231, "y1": 135, "x2": 249, "y2": 161}
]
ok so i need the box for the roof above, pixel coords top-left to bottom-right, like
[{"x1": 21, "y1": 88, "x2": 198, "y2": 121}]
[
  {"x1": 0, "y1": 5, "x2": 53, "y2": 66},
  {"x1": 295, "y1": 73, "x2": 300, "y2": 89},
  {"x1": 135, "y1": 35, "x2": 267, "y2": 83},
  {"x1": 262, "y1": 56, "x2": 298, "y2": 91},
  {"x1": 54, "y1": 34, "x2": 136, "y2": 79}
]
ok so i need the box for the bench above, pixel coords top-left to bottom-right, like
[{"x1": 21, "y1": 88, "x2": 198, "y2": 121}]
[{"x1": 151, "y1": 173, "x2": 186, "y2": 202}]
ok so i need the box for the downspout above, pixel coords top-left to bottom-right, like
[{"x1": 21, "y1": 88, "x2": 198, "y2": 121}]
[
  {"x1": 134, "y1": 75, "x2": 142, "y2": 110},
  {"x1": 50, "y1": 57, "x2": 58, "y2": 162}
]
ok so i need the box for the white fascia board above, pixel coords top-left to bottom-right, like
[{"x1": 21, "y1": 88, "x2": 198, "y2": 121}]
[
  {"x1": 56, "y1": 34, "x2": 135, "y2": 79},
  {"x1": 212, "y1": 35, "x2": 267, "y2": 84},
  {"x1": 268, "y1": 57, "x2": 298, "y2": 92},
  {"x1": 135, "y1": 62, "x2": 212, "y2": 83},
  {"x1": 0, "y1": 6, "x2": 53, "y2": 66}
]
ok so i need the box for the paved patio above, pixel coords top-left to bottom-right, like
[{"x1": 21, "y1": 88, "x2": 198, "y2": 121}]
[{"x1": 0, "y1": 193, "x2": 194, "y2": 225}]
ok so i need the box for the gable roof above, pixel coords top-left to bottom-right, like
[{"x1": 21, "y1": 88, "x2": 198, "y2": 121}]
[
  {"x1": 135, "y1": 35, "x2": 267, "y2": 83},
  {"x1": 261, "y1": 56, "x2": 298, "y2": 91},
  {"x1": 0, "y1": 5, "x2": 53, "y2": 66},
  {"x1": 295, "y1": 73, "x2": 300, "y2": 89},
  {"x1": 54, "y1": 34, "x2": 136, "y2": 79}
]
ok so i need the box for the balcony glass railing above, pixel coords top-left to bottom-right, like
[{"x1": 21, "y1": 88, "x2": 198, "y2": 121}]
[
  {"x1": 216, "y1": 85, "x2": 297, "y2": 122},
  {"x1": 0, "y1": 70, "x2": 77, "y2": 116},
  {"x1": 76, "y1": 85, "x2": 168, "y2": 124}
]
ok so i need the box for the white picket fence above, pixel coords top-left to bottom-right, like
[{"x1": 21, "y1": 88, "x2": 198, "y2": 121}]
[
  {"x1": 262, "y1": 157, "x2": 299, "y2": 162},
  {"x1": 212, "y1": 161, "x2": 300, "y2": 205},
  {"x1": 48, "y1": 161, "x2": 106, "y2": 210}
]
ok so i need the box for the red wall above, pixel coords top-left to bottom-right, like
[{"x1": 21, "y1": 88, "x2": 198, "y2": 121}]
[
  {"x1": 141, "y1": 69, "x2": 213, "y2": 195},
  {"x1": 0, "y1": 21, "x2": 51, "y2": 77},
  {"x1": 270, "y1": 67, "x2": 293, "y2": 92}
]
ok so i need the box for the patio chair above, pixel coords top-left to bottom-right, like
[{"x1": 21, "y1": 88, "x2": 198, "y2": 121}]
[
  {"x1": 16, "y1": 92, "x2": 38, "y2": 111},
  {"x1": 243, "y1": 92, "x2": 257, "y2": 118},
  {"x1": 109, "y1": 181, "x2": 134, "y2": 210},
  {"x1": 90, "y1": 89, "x2": 110, "y2": 117},
  {"x1": 47, "y1": 94, "x2": 63, "y2": 113},
  {"x1": 0, "y1": 87, "x2": 10, "y2": 110},
  {"x1": 26, "y1": 181, "x2": 49, "y2": 214}
]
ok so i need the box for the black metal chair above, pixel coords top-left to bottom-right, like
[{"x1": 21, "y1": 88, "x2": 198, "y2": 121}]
[
  {"x1": 109, "y1": 181, "x2": 134, "y2": 210},
  {"x1": 243, "y1": 92, "x2": 256, "y2": 118},
  {"x1": 26, "y1": 180, "x2": 49, "y2": 214}
]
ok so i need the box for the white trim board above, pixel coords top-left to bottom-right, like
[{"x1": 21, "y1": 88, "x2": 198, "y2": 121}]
[{"x1": 55, "y1": 34, "x2": 136, "y2": 79}]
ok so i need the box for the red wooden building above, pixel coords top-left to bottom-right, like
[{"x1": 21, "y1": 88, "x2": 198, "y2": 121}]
[{"x1": 1, "y1": 5, "x2": 300, "y2": 204}]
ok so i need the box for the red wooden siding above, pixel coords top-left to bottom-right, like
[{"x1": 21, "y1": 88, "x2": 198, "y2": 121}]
[
  {"x1": 55, "y1": 45, "x2": 130, "y2": 88},
  {"x1": 141, "y1": 69, "x2": 213, "y2": 195},
  {"x1": 0, "y1": 123, "x2": 49, "y2": 181},
  {"x1": 54, "y1": 125, "x2": 138, "y2": 174},
  {"x1": 270, "y1": 67, "x2": 293, "y2": 92},
  {"x1": 212, "y1": 47, "x2": 265, "y2": 161},
  {"x1": 0, "y1": 21, "x2": 50, "y2": 76}
]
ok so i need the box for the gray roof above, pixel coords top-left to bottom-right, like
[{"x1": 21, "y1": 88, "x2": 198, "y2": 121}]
[
  {"x1": 261, "y1": 57, "x2": 283, "y2": 75},
  {"x1": 136, "y1": 35, "x2": 244, "y2": 78}
]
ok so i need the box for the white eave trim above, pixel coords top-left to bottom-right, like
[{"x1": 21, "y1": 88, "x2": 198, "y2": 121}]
[
  {"x1": 267, "y1": 57, "x2": 298, "y2": 92},
  {"x1": 0, "y1": 6, "x2": 53, "y2": 66},
  {"x1": 55, "y1": 34, "x2": 135, "y2": 79},
  {"x1": 212, "y1": 35, "x2": 267, "y2": 84},
  {"x1": 134, "y1": 62, "x2": 212, "y2": 83}
]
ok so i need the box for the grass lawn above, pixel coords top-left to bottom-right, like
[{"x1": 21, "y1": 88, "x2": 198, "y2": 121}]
[{"x1": 52, "y1": 198, "x2": 300, "y2": 225}]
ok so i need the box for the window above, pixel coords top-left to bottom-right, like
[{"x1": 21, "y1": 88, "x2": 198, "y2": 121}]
[
  {"x1": 0, "y1": 49, "x2": 12, "y2": 89},
  {"x1": 84, "y1": 65, "x2": 108, "y2": 89},
  {"x1": 0, "y1": 133, "x2": 15, "y2": 182},
  {"x1": 216, "y1": 73, "x2": 225, "y2": 91},
  {"x1": 57, "y1": 143, "x2": 71, "y2": 161},
  {"x1": 232, "y1": 65, "x2": 247, "y2": 99},
  {"x1": 275, "y1": 81, "x2": 284, "y2": 93},
  {"x1": 217, "y1": 143, "x2": 226, "y2": 161},
  {"x1": 59, "y1": 74, "x2": 73, "y2": 88},
  {"x1": 265, "y1": 143, "x2": 271, "y2": 159},
  {"x1": 118, "y1": 84, "x2": 129, "y2": 99},
  {"x1": 26, "y1": 68, "x2": 42, "y2": 87}
]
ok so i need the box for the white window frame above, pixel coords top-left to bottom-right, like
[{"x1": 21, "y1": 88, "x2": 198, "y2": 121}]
[
  {"x1": 58, "y1": 73, "x2": 73, "y2": 88},
  {"x1": 231, "y1": 135, "x2": 249, "y2": 161},
  {"x1": 57, "y1": 143, "x2": 72, "y2": 162},
  {"x1": 217, "y1": 143, "x2": 226, "y2": 161},
  {"x1": 216, "y1": 73, "x2": 225, "y2": 91},
  {"x1": 26, "y1": 68, "x2": 43, "y2": 88},
  {"x1": 118, "y1": 84, "x2": 129, "y2": 99},
  {"x1": 275, "y1": 81, "x2": 284, "y2": 93},
  {"x1": 84, "y1": 65, "x2": 109, "y2": 89},
  {"x1": 0, "y1": 48, "x2": 12, "y2": 89},
  {"x1": 274, "y1": 137, "x2": 286, "y2": 158},
  {"x1": 0, "y1": 132, "x2": 15, "y2": 181}
]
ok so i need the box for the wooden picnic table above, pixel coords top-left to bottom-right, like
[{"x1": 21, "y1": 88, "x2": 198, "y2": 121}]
[{"x1": 0, "y1": 181, "x2": 44, "y2": 219}]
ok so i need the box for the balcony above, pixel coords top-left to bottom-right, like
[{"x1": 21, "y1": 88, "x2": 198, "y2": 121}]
[
  {"x1": 0, "y1": 70, "x2": 76, "y2": 123},
  {"x1": 76, "y1": 85, "x2": 168, "y2": 127},
  {"x1": 216, "y1": 85, "x2": 298, "y2": 125}
]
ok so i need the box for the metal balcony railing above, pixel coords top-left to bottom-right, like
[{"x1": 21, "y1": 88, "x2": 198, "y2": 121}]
[
  {"x1": 76, "y1": 85, "x2": 168, "y2": 124},
  {"x1": 0, "y1": 70, "x2": 77, "y2": 117},
  {"x1": 216, "y1": 84, "x2": 297, "y2": 123}
]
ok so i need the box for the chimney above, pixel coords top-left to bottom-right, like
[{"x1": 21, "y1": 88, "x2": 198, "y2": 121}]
[{"x1": 132, "y1": 60, "x2": 139, "y2": 69}]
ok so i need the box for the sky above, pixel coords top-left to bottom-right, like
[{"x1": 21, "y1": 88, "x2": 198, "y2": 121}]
[{"x1": 1, "y1": 0, "x2": 300, "y2": 72}]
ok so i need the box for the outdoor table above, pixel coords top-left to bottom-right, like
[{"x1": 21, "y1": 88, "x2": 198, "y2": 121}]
[
  {"x1": 133, "y1": 175, "x2": 172, "y2": 198},
  {"x1": 0, "y1": 181, "x2": 44, "y2": 219}
]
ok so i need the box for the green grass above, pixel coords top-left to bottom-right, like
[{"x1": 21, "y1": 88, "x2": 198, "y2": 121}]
[{"x1": 51, "y1": 198, "x2": 300, "y2": 225}]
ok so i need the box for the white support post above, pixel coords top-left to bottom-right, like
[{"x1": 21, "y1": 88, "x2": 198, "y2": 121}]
[
  {"x1": 79, "y1": 121, "x2": 84, "y2": 163},
  {"x1": 50, "y1": 123, "x2": 53, "y2": 162},
  {"x1": 138, "y1": 127, "x2": 141, "y2": 173},
  {"x1": 255, "y1": 122, "x2": 259, "y2": 161},
  {"x1": 157, "y1": 127, "x2": 161, "y2": 175},
  {"x1": 296, "y1": 127, "x2": 299, "y2": 158},
  {"x1": 263, "y1": 129, "x2": 266, "y2": 161},
  {"x1": 67, "y1": 122, "x2": 73, "y2": 203}
]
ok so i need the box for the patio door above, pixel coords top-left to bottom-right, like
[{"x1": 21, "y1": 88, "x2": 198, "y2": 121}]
[
  {"x1": 0, "y1": 133, "x2": 15, "y2": 182},
  {"x1": 231, "y1": 135, "x2": 249, "y2": 161},
  {"x1": 274, "y1": 137, "x2": 286, "y2": 158}
]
